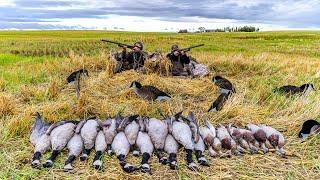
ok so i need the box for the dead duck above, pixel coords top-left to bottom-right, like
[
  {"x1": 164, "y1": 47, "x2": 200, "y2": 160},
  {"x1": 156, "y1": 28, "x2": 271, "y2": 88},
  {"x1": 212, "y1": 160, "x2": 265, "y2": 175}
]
[
  {"x1": 216, "y1": 124, "x2": 239, "y2": 157},
  {"x1": 76, "y1": 117, "x2": 102, "y2": 161},
  {"x1": 259, "y1": 125, "x2": 286, "y2": 157},
  {"x1": 227, "y1": 124, "x2": 258, "y2": 154},
  {"x1": 63, "y1": 131, "x2": 83, "y2": 171},
  {"x1": 30, "y1": 113, "x2": 52, "y2": 168},
  {"x1": 208, "y1": 92, "x2": 231, "y2": 112},
  {"x1": 43, "y1": 121, "x2": 76, "y2": 168},
  {"x1": 299, "y1": 119, "x2": 320, "y2": 139},
  {"x1": 129, "y1": 81, "x2": 171, "y2": 101},
  {"x1": 183, "y1": 112, "x2": 209, "y2": 166},
  {"x1": 136, "y1": 116, "x2": 154, "y2": 173},
  {"x1": 169, "y1": 111, "x2": 198, "y2": 170},
  {"x1": 144, "y1": 117, "x2": 169, "y2": 165},
  {"x1": 67, "y1": 69, "x2": 89, "y2": 84},
  {"x1": 200, "y1": 120, "x2": 222, "y2": 157},
  {"x1": 246, "y1": 124, "x2": 269, "y2": 153},
  {"x1": 92, "y1": 130, "x2": 107, "y2": 170},
  {"x1": 111, "y1": 116, "x2": 137, "y2": 173},
  {"x1": 275, "y1": 83, "x2": 315, "y2": 96},
  {"x1": 212, "y1": 76, "x2": 236, "y2": 94}
]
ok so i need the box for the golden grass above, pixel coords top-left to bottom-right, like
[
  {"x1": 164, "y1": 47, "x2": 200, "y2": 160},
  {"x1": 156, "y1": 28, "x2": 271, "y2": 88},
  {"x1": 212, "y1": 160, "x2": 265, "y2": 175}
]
[{"x1": 0, "y1": 33, "x2": 320, "y2": 179}]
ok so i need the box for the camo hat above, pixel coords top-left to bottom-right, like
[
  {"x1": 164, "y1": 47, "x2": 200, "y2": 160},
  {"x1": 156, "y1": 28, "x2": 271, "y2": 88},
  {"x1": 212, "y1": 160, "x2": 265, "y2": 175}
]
[
  {"x1": 134, "y1": 42, "x2": 143, "y2": 50},
  {"x1": 171, "y1": 44, "x2": 179, "y2": 52}
]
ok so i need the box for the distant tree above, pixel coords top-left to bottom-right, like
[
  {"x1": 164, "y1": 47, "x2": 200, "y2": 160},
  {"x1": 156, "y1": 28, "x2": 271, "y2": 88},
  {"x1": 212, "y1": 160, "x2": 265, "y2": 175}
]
[
  {"x1": 198, "y1": 27, "x2": 206, "y2": 33},
  {"x1": 178, "y1": 29, "x2": 188, "y2": 33}
]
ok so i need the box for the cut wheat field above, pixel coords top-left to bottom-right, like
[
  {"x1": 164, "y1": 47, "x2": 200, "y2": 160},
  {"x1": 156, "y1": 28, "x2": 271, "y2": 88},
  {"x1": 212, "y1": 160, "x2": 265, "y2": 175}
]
[{"x1": 0, "y1": 31, "x2": 319, "y2": 179}]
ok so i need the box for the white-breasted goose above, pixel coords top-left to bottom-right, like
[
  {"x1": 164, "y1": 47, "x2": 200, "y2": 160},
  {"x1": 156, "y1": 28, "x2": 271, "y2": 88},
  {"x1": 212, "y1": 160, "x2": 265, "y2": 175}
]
[
  {"x1": 130, "y1": 81, "x2": 171, "y2": 101},
  {"x1": 67, "y1": 69, "x2": 89, "y2": 84},
  {"x1": 275, "y1": 83, "x2": 315, "y2": 96},
  {"x1": 208, "y1": 92, "x2": 231, "y2": 112},
  {"x1": 212, "y1": 76, "x2": 236, "y2": 94},
  {"x1": 299, "y1": 119, "x2": 320, "y2": 139}
]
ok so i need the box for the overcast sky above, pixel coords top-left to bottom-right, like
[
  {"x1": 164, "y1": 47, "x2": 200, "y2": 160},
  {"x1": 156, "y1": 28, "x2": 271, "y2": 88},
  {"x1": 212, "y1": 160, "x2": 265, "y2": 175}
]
[{"x1": 0, "y1": 0, "x2": 319, "y2": 31}]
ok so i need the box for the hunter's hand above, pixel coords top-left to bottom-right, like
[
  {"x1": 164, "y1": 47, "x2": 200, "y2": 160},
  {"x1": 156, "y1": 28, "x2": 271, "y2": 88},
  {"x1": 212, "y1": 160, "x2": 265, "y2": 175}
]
[
  {"x1": 121, "y1": 45, "x2": 127, "y2": 50},
  {"x1": 180, "y1": 51, "x2": 186, "y2": 55}
]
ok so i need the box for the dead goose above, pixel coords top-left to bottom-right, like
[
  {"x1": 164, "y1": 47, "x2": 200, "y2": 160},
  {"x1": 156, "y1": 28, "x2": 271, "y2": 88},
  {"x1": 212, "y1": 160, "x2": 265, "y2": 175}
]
[
  {"x1": 43, "y1": 121, "x2": 76, "y2": 168},
  {"x1": 227, "y1": 124, "x2": 258, "y2": 154},
  {"x1": 76, "y1": 117, "x2": 102, "y2": 161},
  {"x1": 111, "y1": 116, "x2": 137, "y2": 173},
  {"x1": 259, "y1": 125, "x2": 286, "y2": 157},
  {"x1": 299, "y1": 119, "x2": 320, "y2": 139},
  {"x1": 275, "y1": 83, "x2": 315, "y2": 96},
  {"x1": 92, "y1": 130, "x2": 107, "y2": 170},
  {"x1": 136, "y1": 117, "x2": 154, "y2": 173},
  {"x1": 164, "y1": 134, "x2": 179, "y2": 170},
  {"x1": 199, "y1": 120, "x2": 222, "y2": 157},
  {"x1": 30, "y1": 113, "x2": 51, "y2": 168},
  {"x1": 101, "y1": 116, "x2": 120, "y2": 155},
  {"x1": 246, "y1": 124, "x2": 269, "y2": 154},
  {"x1": 122, "y1": 115, "x2": 140, "y2": 156},
  {"x1": 63, "y1": 131, "x2": 83, "y2": 171},
  {"x1": 170, "y1": 112, "x2": 198, "y2": 170},
  {"x1": 216, "y1": 124, "x2": 239, "y2": 157},
  {"x1": 130, "y1": 81, "x2": 171, "y2": 101},
  {"x1": 183, "y1": 112, "x2": 209, "y2": 166},
  {"x1": 208, "y1": 92, "x2": 231, "y2": 112},
  {"x1": 67, "y1": 69, "x2": 89, "y2": 84},
  {"x1": 212, "y1": 75, "x2": 236, "y2": 94},
  {"x1": 144, "y1": 117, "x2": 169, "y2": 165}
]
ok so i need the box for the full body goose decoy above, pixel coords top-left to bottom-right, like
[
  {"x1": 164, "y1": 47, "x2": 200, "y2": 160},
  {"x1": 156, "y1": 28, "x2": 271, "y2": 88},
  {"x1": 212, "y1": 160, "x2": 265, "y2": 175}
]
[
  {"x1": 227, "y1": 124, "x2": 258, "y2": 154},
  {"x1": 275, "y1": 83, "x2": 315, "y2": 96},
  {"x1": 208, "y1": 92, "x2": 231, "y2": 112},
  {"x1": 184, "y1": 112, "x2": 209, "y2": 166},
  {"x1": 43, "y1": 121, "x2": 76, "y2": 168},
  {"x1": 299, "y1": 119, "x2": 320, "y2": 139},
  {"x1": 259, "y1": 125, "x2": 286, "y2": 157},
  {"x1": 63, "y1": 127, "x2": 84, "y2": 171},
  {"x1": 92, "y1": 130, "x2": 107, "y2": 170},
  {"x1": 169, "y1": 111, "x2": 198, "y2": 170},
  {"x1": 246, "y1": 124, "x2": 269, "y2": 153},
  {"x1": 30, "y1": 113, "x2": 51, "y2": 168},
  {"x1": 136, "y1": 117, "x2": 154, "y2": 173},
  {"x1": 212, "y1": 76, "x2": 236, "y2": 94},
  {"x1": 67, "y1": 69, "x2": 89, "y2": 84},
  {"x1": 130, "y1": 81, "x2": 171, "y2": 101},
  {"x1": 216, "y1": 124, "x2": 239, "y2": 157},
  {"x1": 144, "y1": 117, "x2": 169, "y2": 165},
  {"x1": 111, "y1": 116, "x2": 137, "y2": 173},
  {"x1": 199, "y1": 120, "x2": 222, "y2": 157},
  {"x1": 76, "y1": 117, "x2": 102, "y2": 161}
]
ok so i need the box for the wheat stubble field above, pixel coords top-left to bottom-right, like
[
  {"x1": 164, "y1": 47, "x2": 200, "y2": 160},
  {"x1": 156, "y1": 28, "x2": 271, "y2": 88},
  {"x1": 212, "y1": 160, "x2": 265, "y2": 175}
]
[{"x1": 0, "y1": 31, "x2": 319, "y2": 179}]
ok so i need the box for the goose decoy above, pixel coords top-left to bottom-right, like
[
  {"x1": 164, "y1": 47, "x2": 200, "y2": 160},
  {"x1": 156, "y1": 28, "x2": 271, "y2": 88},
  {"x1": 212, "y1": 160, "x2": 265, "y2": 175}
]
[
  {"x1": 259, "y1": 125, "x2": 286, "y2": 157},
  {"x1": 200, "y1": 120, "x2": 222, "y2": 157},
  {"x1": 76, "y1": 117, "x2": 102, "y2": 161},
  {"x1": 183, "y1": 112, "x2": 209, "y2": 166},
  {"x1": 227, "y1": 124, "x2": 258, "y2": 154},
  {"x1": 136, "y1": 117, "x2": 154, "y2": 173},
  {"x1": 30, "y1": 113, "x2": 51, "y2": 168},
  {"x1": 169, "y1": 111, "x2": 198, "y2": 170},
  {"x1": 246, "y1": 124, "x2": 269, "y2": 154},
  {"x1": 93, "y1": 130, "x2": 107, "y2": 170},
  {"x1": 275, "y1": 83, "x2": 315, "y2": 96},
  {"x1": 299, "y1": 119, "x2": 320, "y2": 139},
  {"x1": 216, "y1": 124, "x2": 239, "y2": 157},
  {"x1": 63, "y1": 131, "x2": 83, "y2": 171},
  {"x1": 144, "y1": 117, "x2": 169, "y2": 165},
  {"x1": 67, "y1": 69, "x2": 89, "y2": 84},
  {"x1": 212, "y1": 76, "x2": 236, "y2": 94},
  {"x1": 129, "y1": 81, "x2": 171, "y2": 101},
  {"x1": 208, "y1": 92, "x2": 231, "y2": 112},
  {"x1": 111, "y1": 117, "x2": 137, "y2": 173},
  {"x1": 43, "y1": 121, "x2": 76, "y2": 168}
]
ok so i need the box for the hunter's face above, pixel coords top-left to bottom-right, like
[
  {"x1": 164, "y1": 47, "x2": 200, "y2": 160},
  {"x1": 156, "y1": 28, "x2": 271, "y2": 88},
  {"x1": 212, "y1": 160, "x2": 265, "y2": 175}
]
[
  {"x1": 133, "y1": 45, "x2": 141, "y2": 52},
  {"x1": 173, "y1": 50, "x2": 179, "y2": 56}
]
